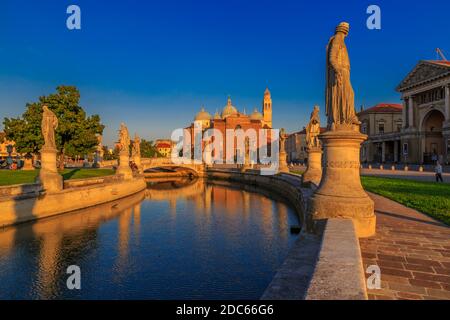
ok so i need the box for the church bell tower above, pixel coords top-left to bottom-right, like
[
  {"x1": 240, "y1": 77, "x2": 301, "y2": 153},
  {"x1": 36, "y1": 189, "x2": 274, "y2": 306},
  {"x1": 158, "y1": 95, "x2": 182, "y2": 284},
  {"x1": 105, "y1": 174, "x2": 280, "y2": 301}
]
[{"x1": 262, "y1": 87, "x2": 272, "y2": 127}]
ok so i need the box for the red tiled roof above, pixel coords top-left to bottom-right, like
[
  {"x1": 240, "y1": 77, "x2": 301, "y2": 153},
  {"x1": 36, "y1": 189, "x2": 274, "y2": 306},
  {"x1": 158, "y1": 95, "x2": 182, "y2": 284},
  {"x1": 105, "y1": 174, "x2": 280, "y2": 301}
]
[
  {"x1": 359, "y1": 103, "x2": 402, "y2": 114},
  {"x1": 426, "y1": 60, "x2": 450, "y2": 67},
  {"x1": 156, "y1": 143, "x2": 171, "y2": 148}
]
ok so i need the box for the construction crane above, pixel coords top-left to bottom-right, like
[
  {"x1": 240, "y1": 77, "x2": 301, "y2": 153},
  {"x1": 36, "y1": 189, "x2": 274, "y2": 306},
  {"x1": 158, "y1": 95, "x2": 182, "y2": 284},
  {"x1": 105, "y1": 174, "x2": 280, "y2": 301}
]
[{"x1": 436, "y1": 48, "x2": 447, "y2": 61}]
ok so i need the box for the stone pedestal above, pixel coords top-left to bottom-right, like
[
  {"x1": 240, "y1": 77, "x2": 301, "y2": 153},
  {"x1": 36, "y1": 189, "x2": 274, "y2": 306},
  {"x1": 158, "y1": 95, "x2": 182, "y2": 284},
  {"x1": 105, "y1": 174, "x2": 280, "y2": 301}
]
[
  {"x1": 278, "y1": 151, "x2": 289, "y2": 173},
  {"x1": 133, "y1": 156, "x2": 143, "y2": 174},
  {"x1": 37, "y1": 148, "x2": 62, "y2": 192},
  {"x1": 22, "y1": 158, "x2": 34, "y2": 171},
  {"x1": 116, "y1": 151, "x2": 133, "y2": 179},
  {"x1": 308, "y1": 129, "x2": 376, "y2": 238},
  {"x1": 302, "y1": 147, "x2": 322, "y2": 186}
]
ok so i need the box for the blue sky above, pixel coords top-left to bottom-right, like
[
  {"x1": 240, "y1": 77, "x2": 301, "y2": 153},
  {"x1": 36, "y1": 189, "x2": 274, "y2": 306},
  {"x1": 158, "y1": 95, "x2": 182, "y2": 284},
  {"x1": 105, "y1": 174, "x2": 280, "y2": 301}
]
[{"x1": 0, "y1": 0, "x2": 449, "y2": 146}]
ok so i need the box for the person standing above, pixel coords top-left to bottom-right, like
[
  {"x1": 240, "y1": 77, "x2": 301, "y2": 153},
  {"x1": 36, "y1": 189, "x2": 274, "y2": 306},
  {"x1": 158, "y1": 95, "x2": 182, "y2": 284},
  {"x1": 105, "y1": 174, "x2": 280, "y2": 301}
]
[{"x1": 435, "y1": 161, "x2": 443, "y2": 182}]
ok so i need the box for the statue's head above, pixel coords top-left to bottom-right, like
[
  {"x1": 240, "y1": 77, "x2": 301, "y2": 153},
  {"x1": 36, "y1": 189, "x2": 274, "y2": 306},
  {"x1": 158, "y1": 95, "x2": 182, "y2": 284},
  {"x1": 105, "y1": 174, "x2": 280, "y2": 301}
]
[
  {"x1": 335, "y1": 22, "x2": 349, "y2": 37},
  {"x1": 43, "y1": 105, "x2": 49, "y2": 112}
]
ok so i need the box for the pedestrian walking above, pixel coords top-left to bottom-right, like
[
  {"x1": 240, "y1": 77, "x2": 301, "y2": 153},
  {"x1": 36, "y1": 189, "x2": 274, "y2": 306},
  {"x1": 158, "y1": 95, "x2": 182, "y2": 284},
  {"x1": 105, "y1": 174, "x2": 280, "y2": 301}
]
[{"x1": 435, "y1": 161, "x2": 443, "y2": 182}]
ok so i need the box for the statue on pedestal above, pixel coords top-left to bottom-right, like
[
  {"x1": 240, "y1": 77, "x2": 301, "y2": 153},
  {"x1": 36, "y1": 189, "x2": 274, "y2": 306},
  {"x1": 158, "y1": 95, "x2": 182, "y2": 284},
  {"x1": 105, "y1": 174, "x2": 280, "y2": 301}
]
[
  {"x1": 302, "y1": 106, "x2": 323, "y2": 186},
  {"x1": 278, "y1": 128, "x2": 289, "y2": 173},
  {"x1": 326, "y1": 22, "x2": 360, "y2": 130},
  {"x1": 118, "y1": 123, "x2": 130, "y2": 154},
  {"x1": 307, "y1": 22, "x2": 375, "y2": 238},
  {"x1": 42, "y1": 105, "x2": 58, "y2": 150},
  {"x1": 37, "y1": 105, "x2": 62, "y2": 192},
  {"x1": 132, "y1": 133, "x2": 143, "y2": 173},
  {"x1": 305, "y1": 105, "x2": 321, "y2": 148},
  {"x1": 116, "y1": 123, "x2": 133, "y2": 179}
]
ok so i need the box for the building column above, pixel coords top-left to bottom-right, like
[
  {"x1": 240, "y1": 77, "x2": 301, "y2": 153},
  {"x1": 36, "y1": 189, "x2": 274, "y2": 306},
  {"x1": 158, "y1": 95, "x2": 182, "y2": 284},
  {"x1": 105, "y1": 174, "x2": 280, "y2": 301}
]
[
  {"x1": 394, "y1": 140, "x2": 399, "y2": 163},
  {"x1": 445, "y1": 85, "x2": 450, "y2": 122},
  {"x1": 402, "y1": 98, "x2": 407, "y2": 129},
  {"x1": 381, "y1": 141, "x2": 386, "y2": 163},
  {"x1": 408, "y1": 96, "x2": 414, "y2": 128}
]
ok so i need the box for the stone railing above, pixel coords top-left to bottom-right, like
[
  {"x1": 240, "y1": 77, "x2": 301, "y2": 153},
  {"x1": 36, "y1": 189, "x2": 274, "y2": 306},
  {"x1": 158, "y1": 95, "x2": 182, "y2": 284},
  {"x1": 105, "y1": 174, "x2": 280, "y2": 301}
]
[{"x1": 0, "y1": 183, "x2": 42, "y2": 199}]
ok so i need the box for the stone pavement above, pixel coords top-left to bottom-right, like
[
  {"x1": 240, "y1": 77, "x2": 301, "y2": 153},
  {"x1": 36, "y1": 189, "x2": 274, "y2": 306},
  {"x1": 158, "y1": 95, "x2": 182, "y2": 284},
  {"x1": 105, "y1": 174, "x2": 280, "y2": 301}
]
[{"x1": 360, "y1": 192, "x2": 450, "y2": 300}]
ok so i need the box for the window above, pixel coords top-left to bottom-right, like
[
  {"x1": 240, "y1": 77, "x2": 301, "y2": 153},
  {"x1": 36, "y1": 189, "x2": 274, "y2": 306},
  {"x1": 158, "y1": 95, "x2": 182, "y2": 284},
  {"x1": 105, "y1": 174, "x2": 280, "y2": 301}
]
[
  {"x1": 378, "y1": 123, "x2": 384, "y2": 134},
  {"x1": 361, "y1": 123, "x2": 367, "y2": 134},
  {"x1": 397, "y1": 123, "x2": 402, "y2": 132},
  {"x1": 403, "y1": 143, "x2": 408, "y2": 156}
]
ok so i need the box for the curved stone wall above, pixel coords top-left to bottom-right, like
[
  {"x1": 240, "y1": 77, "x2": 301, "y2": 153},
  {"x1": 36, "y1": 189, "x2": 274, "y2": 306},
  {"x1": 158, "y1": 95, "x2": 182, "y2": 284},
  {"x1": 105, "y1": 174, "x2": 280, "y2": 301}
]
[{"x1": 0, "y1": 176, "x2": 146, "y2": 228}]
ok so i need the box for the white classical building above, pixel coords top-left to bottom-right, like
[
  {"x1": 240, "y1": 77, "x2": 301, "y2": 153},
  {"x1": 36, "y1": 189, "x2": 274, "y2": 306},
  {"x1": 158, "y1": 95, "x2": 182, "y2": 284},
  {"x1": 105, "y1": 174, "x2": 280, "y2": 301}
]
[{"x1": 396, "y1": 60, "x2": 450, "y2": 164}]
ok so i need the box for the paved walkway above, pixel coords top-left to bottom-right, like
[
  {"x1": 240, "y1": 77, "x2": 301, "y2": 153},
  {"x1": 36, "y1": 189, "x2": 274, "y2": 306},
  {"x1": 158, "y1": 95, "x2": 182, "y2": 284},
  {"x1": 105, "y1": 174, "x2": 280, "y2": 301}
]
[
  {"x1": 361, "y1": 168, "x2": 450, "y2": 183},
  {"x1": 360, "y1": 193, "x2": 450, "y2": 300}
]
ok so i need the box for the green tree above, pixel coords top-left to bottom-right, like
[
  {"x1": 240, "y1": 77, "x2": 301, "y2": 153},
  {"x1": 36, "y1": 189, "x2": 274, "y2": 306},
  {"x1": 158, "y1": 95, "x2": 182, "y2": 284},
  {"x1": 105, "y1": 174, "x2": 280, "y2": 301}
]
[
  {"x1": 140, "y1": 139, "x2": 162, "y2": 158},
  {"x1": 3, "y1": 86, "x2": 104, "y2": 169}
]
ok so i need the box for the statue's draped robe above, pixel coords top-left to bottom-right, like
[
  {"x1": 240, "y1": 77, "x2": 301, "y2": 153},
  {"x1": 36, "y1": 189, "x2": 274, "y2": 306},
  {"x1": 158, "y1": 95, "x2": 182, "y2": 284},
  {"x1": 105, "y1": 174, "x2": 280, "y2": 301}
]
[
  {"x1": 42, "y1": 109, "x2": 58, "y2": 149},
  {"x1": 326, "y1": 35, "x2": 356, "y2": 126},
  {"x1": 306, "y1": 111, "x2": 320, "y2": 147}
]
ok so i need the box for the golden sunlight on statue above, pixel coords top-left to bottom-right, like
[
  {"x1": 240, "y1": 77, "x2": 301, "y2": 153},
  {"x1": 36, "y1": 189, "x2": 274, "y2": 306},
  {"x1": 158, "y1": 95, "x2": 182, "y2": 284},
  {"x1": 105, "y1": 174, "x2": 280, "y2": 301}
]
[
  {"x1": 305, "y1": 105, "x2": 321, "y2": 149},
  {"x1": 326, "y1": 22, "x2": 361, "y2": 130}
]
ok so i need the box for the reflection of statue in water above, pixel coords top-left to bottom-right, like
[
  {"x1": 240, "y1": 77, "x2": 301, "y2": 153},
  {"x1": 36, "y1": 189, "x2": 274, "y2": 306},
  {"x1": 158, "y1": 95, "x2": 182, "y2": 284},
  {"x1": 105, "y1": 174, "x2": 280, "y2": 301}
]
[
  {"x1": 118, "y1": 123, "x2": 130, "y2": 153},
  {"x1": 326, "y1": 22, "x2": 360, "y2": 129},
  {"x1": 42, "y1": 105, "x2": 58, "y2": 149},
  {"x1": 306, "y1": 106, "x2": 321, "y2": 148},
  {"x1": 132, "y1": 134, "x2": 141, "y2": 158}
]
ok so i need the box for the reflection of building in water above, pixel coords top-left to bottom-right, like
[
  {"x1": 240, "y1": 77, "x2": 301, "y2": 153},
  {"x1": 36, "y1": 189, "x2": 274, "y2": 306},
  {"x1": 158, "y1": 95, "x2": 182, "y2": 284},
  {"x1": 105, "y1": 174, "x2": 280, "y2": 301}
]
[{"x1": 133, "y1": 203, "x2": 141, "y2": 239}]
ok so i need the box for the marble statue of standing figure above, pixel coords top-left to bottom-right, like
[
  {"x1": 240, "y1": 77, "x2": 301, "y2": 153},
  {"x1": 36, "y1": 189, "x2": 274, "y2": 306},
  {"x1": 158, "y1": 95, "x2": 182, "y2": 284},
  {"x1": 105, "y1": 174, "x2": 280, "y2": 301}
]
[
  {"x1": 42, "y1": 105, "x2": 58, "y2": 150},
  {"x1": 326, "y1": 22, "x2": 360, "y2": 129},
  {"x1": 118, "y1": 123, "x2": 130, "y2": 153},
  {"x1": 132, "y1": 134, "x2": 141, "y2": 158},
  {"x1": 305, "y1": 105, "x2": 321, "y2": 148},
  {"x1": 279, "y1": 128, "x2": 287, "y2": 152}
]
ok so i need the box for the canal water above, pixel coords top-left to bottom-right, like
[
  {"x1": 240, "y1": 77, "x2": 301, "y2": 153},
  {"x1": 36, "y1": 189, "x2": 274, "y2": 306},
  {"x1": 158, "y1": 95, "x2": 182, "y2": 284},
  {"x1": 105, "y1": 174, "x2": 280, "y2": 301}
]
[{"x1": 0, "y1": 178, "x2": 299, "y2": 299}]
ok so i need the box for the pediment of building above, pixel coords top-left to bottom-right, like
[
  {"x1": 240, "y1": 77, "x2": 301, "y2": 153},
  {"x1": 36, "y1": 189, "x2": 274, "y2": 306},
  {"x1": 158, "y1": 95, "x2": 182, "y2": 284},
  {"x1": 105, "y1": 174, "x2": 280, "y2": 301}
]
[{"x1": 397, "y1": 61, "x2": 450, "y2": 92}]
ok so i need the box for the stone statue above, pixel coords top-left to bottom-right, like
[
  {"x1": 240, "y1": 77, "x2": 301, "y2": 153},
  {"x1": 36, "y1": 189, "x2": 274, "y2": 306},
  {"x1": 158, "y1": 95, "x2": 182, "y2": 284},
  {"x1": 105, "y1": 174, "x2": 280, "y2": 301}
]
[
  {"x1": 306, "y1": 105, "x2": 321, "y2": 148},
  {"x1": 279, "y1": 128, "x2": 287, "y2": 151},
  {"x1": 118, "y1": 123, "x2": 130, "y2": 153},
  {"x1": 132, "y1": 134, "x2": 141, "y2": 158},
  {"x1": 325, "y1": 22, "x2": 360, "y2": 129},
  {"x1": 41, "y1": 105, "x2": 58, "y2": 150},
  {"x1": 97, "y1": 135, "x2": 104, "y2": 158}
]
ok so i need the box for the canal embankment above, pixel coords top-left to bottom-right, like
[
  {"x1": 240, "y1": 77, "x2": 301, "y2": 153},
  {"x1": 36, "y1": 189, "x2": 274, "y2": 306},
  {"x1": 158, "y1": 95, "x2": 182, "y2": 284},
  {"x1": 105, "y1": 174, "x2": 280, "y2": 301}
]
[
  {"x1": 207, "y1": 168, "x2": 368, "y2": 300},
  {"x1": 0, "y1": 174, "x2": 146, "y2": 228}
]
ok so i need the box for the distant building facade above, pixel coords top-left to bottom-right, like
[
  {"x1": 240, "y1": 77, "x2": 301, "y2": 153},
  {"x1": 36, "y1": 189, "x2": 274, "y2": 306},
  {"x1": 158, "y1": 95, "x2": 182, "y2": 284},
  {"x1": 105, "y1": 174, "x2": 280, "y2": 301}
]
[
  {"x1": 285, "y1": 127, "x2": 326, "y2": 164},
  {"x1": 155, "y1": 139, "x2": 173, "y2": 157},
  {"x1": 396, "y1": 60, "x2": 450, "y2": 164},
  {"x1": 184, "y1": 88, "x2": 273, "y2": 162},
  {"x1": 358, "y1": 60, "x2": 450, "y2": 164},
  {"x1": 358, "y1": 104, "x2": 403, "y2": 163}
]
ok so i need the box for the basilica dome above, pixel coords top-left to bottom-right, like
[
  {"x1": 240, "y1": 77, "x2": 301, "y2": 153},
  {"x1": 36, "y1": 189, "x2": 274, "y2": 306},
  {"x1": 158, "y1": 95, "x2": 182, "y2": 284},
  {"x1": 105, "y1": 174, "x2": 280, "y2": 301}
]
[
  {"x1": 250, "y1": 108, "x2": 263, "y2": 121},
  {"x1": 221, "y1": 97, "x2": 238, "y2": 118},
  {"x1": 194, "y1": 107, "x2": 212, "y2": 121}
]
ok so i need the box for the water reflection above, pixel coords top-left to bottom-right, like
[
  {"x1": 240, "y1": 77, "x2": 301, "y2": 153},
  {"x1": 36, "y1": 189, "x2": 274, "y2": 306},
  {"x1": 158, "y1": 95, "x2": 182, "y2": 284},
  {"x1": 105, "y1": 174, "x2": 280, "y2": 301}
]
[{"x1": 0, "y1": 178, "x2": 299, "y2": 299}]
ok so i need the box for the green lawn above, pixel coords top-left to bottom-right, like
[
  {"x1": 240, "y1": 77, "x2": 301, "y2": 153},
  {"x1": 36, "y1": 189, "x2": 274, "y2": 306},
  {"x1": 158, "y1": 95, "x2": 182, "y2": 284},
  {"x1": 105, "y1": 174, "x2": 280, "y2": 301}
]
[
  {"x1": 0, "y1": 168, "x2": 115, "y2": 186},
  {"x1": 361, "y1": 176, "x2": 450, "y2": 225}
]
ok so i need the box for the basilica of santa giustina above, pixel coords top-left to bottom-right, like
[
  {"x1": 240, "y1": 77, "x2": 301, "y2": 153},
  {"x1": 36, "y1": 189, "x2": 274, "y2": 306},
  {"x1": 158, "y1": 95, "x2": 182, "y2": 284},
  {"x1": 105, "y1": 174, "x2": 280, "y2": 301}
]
[{"x1": 184, "y1": 88, "x2": 273, "y2": 162}]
